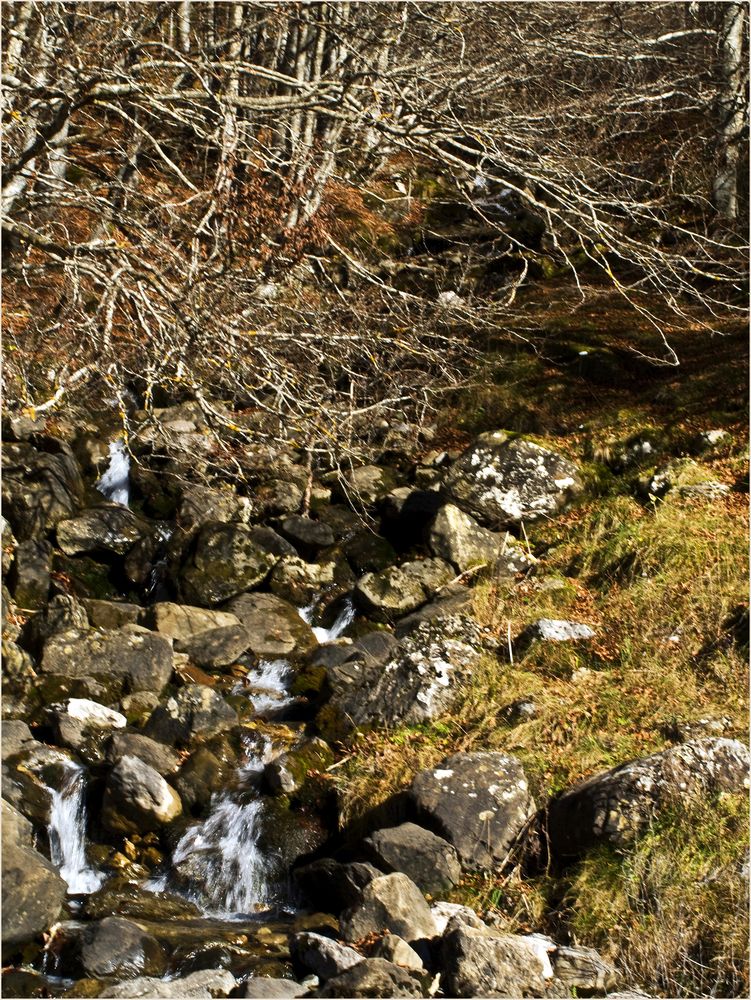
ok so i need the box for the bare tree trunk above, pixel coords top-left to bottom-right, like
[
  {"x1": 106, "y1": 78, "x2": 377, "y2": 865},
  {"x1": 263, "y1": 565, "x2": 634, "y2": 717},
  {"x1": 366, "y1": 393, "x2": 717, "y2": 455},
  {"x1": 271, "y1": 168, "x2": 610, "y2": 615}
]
[{"x1": 713, "y1": 1, "x2": 747, "y2": 220}]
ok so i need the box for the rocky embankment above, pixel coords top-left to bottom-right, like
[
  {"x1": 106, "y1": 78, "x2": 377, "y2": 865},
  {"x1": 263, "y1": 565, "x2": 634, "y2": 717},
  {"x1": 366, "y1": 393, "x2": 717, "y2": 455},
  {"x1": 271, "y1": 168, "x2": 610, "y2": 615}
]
[{"x1": 1, "y1": 405, "x2": 748, "y2": 999}]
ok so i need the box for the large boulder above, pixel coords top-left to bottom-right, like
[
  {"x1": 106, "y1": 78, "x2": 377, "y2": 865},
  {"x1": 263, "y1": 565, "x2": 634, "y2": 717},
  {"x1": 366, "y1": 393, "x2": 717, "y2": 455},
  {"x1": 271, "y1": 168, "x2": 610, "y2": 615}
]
[
  {"x1": 2, "y1": 800, "x2": 34, "y2": 849},
  {"x1": 334, "y1": 465, "x2": 399, "y2": 509},
  {"x1": 105, "y1": 731, "x2": 181, "y2": 776},
  {"x1": 175, "y1": 624, "x2": 252, "y2": 667},
  {"x1": 443, "y1": 431, "x2": 582, "y2": 529},
  {"x1": 409, "y1": 752, "x2": 536, "y2": 869},
  {"x1": 180, "y1": 522, "x2": 278, "y2": 606},
  {"x1": 56, "y1": 504, "x2": 153, "y2": 556},
  {"x1": 440, "y1": 922, "x2": 548, "y2": 998},
  {"x1": 428, "y1": 504, "x2": 536, "y2": 575},
  {"x1": 101, "y1": 754, "x2": 182, "y2": 834},
  {"x1": 80, "y1": 916, "x2": 166, "y2": 979},
  {"x1": 293, "y1": 859, "x2": 382, "y2": 915},
  {"x1": 224, "y1": 592, "x2": 317, "y2": 658},
  {"x1": 548, "y1": 738, "x2": 750, "y2": 856},
  {"x1": 2, "y1": 440, "x2": 84, "y2": 540},
  {"x1": 9, "y1": 538, "x2": 51, "y2": 609},
  {"x1": 290, "y1": 931, "x2": 363, "y2": 980},
  {"x1": 340, "y1": 872, "x2": 437, "y2": 944},
  {"x1": 1, "y1": 842, "x2": 67, "y2": 949},
  {"x1": 141, "y1": 601, "x2": 241, "y2": 640},
  {"x1": 143, "y1": 685, "x2": 237, "y2": 746},
  {"x1": 40, "y1": 627, "x2": 174, "y2": 695},
  {"x1": 363, "y1": 823, "x2": 462, "y2": 896},
  {"x1": 100, "y1": 969, "x2": 236, "y2": 998},
  {"x1": 353, "y1": 558, "x2": 454, "y2": 622},
  {"x1": 316, "y1": 957, "x2": 426, "y2": 998},
  {"x1": 316, "y1": 615, "x2": 484, "y2": 742}
]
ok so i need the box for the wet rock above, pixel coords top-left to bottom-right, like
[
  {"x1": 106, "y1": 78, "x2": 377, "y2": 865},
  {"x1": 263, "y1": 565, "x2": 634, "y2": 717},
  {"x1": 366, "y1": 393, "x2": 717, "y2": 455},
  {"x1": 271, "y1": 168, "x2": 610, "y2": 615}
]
[
  {"x1": 105, "y1": 732, "x2": 181, "y2": 776},
  {"x1": 280, "y1": 516, "x2": 335, "y2": 554},
  {"x1": 316, "y1": 615, "x2": 484, "y2": 742},
  {"x1": 334, "y1": 465, "x2": 399, "y2": 509},
  {"x1": 3, "y1": 742, "x2": 75, "y2": 824},
  {"x1": 10, "y1": 539, "x2": 51, "y2": 609},
  {"x1": 102, "y1": 754, "x2": 182, "y2": 834},
  {"x1": 142, "y1": 601, "x2": 241, "y2": 641},
  {"x1": 369, "y1": 934, "x2": 425, "y2": 973},
  {"x1": 514, "y1": 618, "x2": 595, "y2": 657},
  {"x1": 315, "y1": 957, "x2": 425, "y2": 998},
  {"x1": 180, "y1": 522, "x2": 278, "y2": 606},
  {"x1": 81, "y1": 916, "x2": 166, "y2": 979},
  {"x1": 293, "y1": 859, "x2": 382, "y2": 914},
  {"x1": 243, "y1": 979, "x2": 307, "y2": 999},
  {"x1": 290, "y1": 931, "x2": 363, "y2": 980},
  {"x1": 82, "y1": 877, "x2": 201, "y2": 921},
  {"x1": 340, "y1": 873, "x2": 437, "y2": 944},
  {"x1": 264, "y1": 738, "x2": 334, "y2": 798},
  {"x1": 353, "y1": 558, "x2": 453, "y2": 622},
  {"x1": 440, "y1": 922, "x2": 548, "y2": 998},
  {"x1": 2, "y1": 800, "x2": 34, "y2": 849},
  {"x1": 225, "y1": 593, "x2": 317, "y2": 658},
  {"x1": 83, "y1": 599, "x2": 142, "y2": 630},
  {"x1": 175, "y1": 624, "x2": 252, "y2": 668},
  {"x1": 2, "y1": 440, "x2": 84, "y2": 540},
  {"x1": 443, "y1": 431, "x2": 582, "y2": 529},
  {"x1": 409, "y1": 752, "x2": 536, "y2": 869},
  {"x1": 428, "y1": 504, "x2": 536, "y2": 575},
  {"x1": 175, "y1": 747, "x2": 228, "y2": 812},
  {"x1": 552, "y1": 944, "x2": 616, "y2": 992},
  {"x1": 549, "y1": 737, "x2": 750, "y2": 856},
  {"x1": 363, "y1": 823, "x2": 462, "y2": 896},
  {"x1": 144, "y1": 685, "x2": 238, "y2": 746},
  {"x1": 57, "y1": 504, "x2": 153, "y2": 557},
  {"x1": 52, "y1": 698, "x2": 127, "y2": 757},
  {"x1": 40, "y1": 627, "x2": 174, "y2": 695},
  {"x1": 1, "y1": 842, "x2": 67, "y2": 949}
]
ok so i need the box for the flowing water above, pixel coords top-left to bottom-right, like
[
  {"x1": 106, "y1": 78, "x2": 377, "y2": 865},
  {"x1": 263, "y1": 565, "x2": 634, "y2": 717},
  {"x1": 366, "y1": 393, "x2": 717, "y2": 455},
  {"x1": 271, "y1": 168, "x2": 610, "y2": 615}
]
[
  {"x1": 299, "y1": 596, "x2": 356, "y2": 643},
  {"x1": 238, "y1": 659, "x2": 293, "y2": 715},
  {"x1": 96, "y1": 438, "x2": 130, "y2": 506},
  {"x1": 48, "y1": 763, "x2": 103, "y2": 895}
]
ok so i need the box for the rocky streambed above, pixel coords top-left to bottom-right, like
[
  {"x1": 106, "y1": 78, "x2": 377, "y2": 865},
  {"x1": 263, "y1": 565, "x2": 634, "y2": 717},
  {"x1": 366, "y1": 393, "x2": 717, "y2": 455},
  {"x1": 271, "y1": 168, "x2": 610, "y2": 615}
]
[{"x1": 2, "y1": 406, "x2": 748, "y2": 999}]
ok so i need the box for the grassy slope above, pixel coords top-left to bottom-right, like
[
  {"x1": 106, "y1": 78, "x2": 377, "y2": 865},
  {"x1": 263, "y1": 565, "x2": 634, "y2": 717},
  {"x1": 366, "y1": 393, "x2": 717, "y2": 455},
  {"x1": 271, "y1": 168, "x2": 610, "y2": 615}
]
[{"x1": 334, "y1": 290, "x2": 749, "y2": 997}]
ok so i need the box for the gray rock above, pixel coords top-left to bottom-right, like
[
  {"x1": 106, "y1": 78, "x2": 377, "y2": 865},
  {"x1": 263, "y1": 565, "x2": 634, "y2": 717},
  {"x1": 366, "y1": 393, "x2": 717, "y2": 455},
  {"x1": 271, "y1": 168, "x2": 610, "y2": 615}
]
[
  {"x1": 428, "y1": 504, "x2": 536, "y2": 575},
  {"x1": 80, "y1": 916, "x2": 166, "y2": 979},
  {"x1": 290, "y1": 931, "x2": 363, "y2": 980},
  {"x1": 549, "y1": 737, "x2": 750, "y2": 856},
  {"x1": 177, "y1": 483, "x2": 252, "y2": 530},
  {"x1": 335, "y1": 465, "x2": 399, "y2": 509},
  {"x1": 430, "y1": 902, "x2": 485, "y2": 935},
  {"x1": 1, "y1": 719, "x2": 35, "y2": 760},
  {"x1": 224, "y1": 592, "x2": 317, "y2": 658},
  {"x1": 105, "y1": 731, "x2": 181, "y2": 776},
  {"x1": 514, "y1": 618, "x2": 595, "y2": 656},
  {"x1": 280, "y1": 515, "x2": 335, "y2": 553},
  {"x1": 354, "y1": 558, "x2": 454, "y2": 622},
  {"x1": 142, "y1": 601, "x2": 241, "y2": 640},
  {"x1": 23, "y1": 592, "x2": 89, "y2": 657},
  {"x1": 293, "y1": 859, "x2": 382, "y2": 914},
  {"x1": 2, "y1": 799, "x2": 34, "y2": 848},
  {"x1": 255, "y1": 479, "x2": 305, "y2": 518},
  {"x1": 175, "y1": 624, "x2": 252, "y2": 667},
  {"x1": 10, "y1": 538, "x2": 51, "y2": 609},
  {"x1": 443, "y1": 431, "x2": 582, "y2": 528},
  {"x1": 180, "y1": 521, "x2": 278, "y2": 606},
  {"x1": 40, "y1": 627, "x2": 174, "y2": 695},
  {"x1": 102, "y1": 754, "x2": 182, "y2": 834},
  {"x1": 342, "y1": 531, "x2": 398, "y2": 575},
  {"x1": 3, "y1": 743, "x2": 75, "y2": 824},
  {"x1": 144, "y1": 684, "x2": 237, "y2": 746},
  {"x1": 2, "y1": 440, "x2": 84, "y2": 540},
  {"x1": 370, "y1": 934, "x2": 425, "y2": 973},
  {"x1": 270, "y1": 556, "x2": 339, "y2": 607},
  {"x1": 243, "y1": 979, "x2": 307, "y2": 999},
  {"x1": 340, "y1": 872, "x2": 437, "y2": 944},
  {"x1": 410, "y1": 752, "x2": 536, "y2": 869},
  {"x1": 440, "y1": 922, "x2": 548, "y2": 998},
  {"x1": 640, "y1": 458, "x2": 730, "y2": 501},
  {"x1": 315, "y1": 957, "x2": 425, "y2": 998},
  {"x1": 52, "y1": 698, "x2": 127, "y2": 756},
  {"x1": 57, "y1": 504, "x2": 152, "y2": 556},
  {"x1": 83, "y1": 599, "x2": 142, "y2": 629},
  {"x1": 102, "y1": 970, "x2": 237, "y2": 998},
  {"x1": 364, "y1": 822, "x2": 462, "y2": 895},
  {"x1": 1, "y1": 842, "x2": 67, "y2": 948},
  {"x1": 553, "y1": 944, "x2": 616, "y2": 991}
]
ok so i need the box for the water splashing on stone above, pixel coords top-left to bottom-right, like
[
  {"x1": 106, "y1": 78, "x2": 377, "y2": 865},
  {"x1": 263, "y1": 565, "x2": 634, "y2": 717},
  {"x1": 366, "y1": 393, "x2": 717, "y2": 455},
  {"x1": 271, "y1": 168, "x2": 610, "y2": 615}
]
[
  {"x1": 48, "y1": 762, "x2": 103, "y2": 895},
  {"x1": 299, "y1": 596, "x2": 356, "y2": 643},
  {"x1": 239, "y1": 659, "x2": 293, "y2": 715},
  {"x1": 96, "y1": 438, "x2": 130, "y2": 506}
]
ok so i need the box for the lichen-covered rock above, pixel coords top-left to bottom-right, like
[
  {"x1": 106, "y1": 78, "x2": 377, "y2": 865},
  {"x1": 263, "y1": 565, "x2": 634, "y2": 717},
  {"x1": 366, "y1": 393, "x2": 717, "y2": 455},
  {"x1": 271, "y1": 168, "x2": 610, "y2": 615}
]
[
  {"x1": 363, "y1": 823, "x2": 462, "y2": 896},
  {"x1": 22, "y1": 592, "x2": 89, "y2": 657},
  {"x1": 1, "y1": 842, "x2": 67, "y2": 949},
  {"x1": 224, "y1": 592, "x2": 317, "y2": 658},
  {"x1": 100, "y1": 969, "x2": 236, "y2": 999},
  {"x1": 316, "y1": 615, "x2": 484, "y2": 742},
  {"x1": 143, "y1": 685, "x2": 237, "y2": 746},
  {"x1": 549, "y1": 738, "x2": 750, "y2": 856},
  {"x1": 353, "y1": 558, "x2": 454, "y2": 622},
  {"x1": 315, "y1": 957, "x2": 426, "y2": 998},
  {"x1": 428, "y1": 503, "x2": 536, "y2": 575},
  {"x1": 440, "y1": 922, "x2": 548, "y2": 998},
  {"x1": 180, "y1": 521, "x2": 278, "y2": 606},
  {"x1": 101, "y1": 754, "x2": 182, "y2": 834},
  {"x1": 639, "y1": 458, "x2": 730, "y2": 501},
  {"x1": 552, "y1": 944, "x2": 617, "y2": 992},
  {"x1": 340, "y1": 873, "x2": 437, "y2": 944},
  {"x1": 270, "y1": 556, "x2": 338, "y2": 606},
  {"x1": 175, "y1": 624, "x2": 252, "y2": 667},
  {"x1": 334, "y1": 464, "x2": 399, "y2": 509},
  {"x1": 10, "y1": 538, "x2": 51, "y2": 609},
  {"x1": 443, "y1": 431, "x2": 582, "y2": 528},
  {"x1": 2, "y1": 799, "x2": 34, "y2": 849},
  {"x1": 56, "y1": 504, "x2": 153, "y2": 556},
  {"x1": 83, "y1": 599, "x2": 142, "y2": 630},
  {"x1": 409, "y1": 752, "x2": 536, "y2": 869},
  {"x1": 513, "y1": 618, "x2": 595, "y2": 658},
  {"x1": 2, "y1": 440, "x2": 84, "y2": 540},
  {"x1": 177, "y1": 483, "x2": 253, "y2": 531},
  {"x1": 40, "y1": 627, "x2": 174, "y2": 695},
  {"x1": 141, "y1": 601, "x2": 241, "y2": 640}
]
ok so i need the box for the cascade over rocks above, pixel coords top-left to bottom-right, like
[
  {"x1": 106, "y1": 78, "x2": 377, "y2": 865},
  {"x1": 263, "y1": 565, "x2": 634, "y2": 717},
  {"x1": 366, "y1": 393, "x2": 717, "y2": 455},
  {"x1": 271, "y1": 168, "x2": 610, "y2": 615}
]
[
  {"x1": 443, "y1": 431, "x2": 582, "y2": 528},
  {"x1": 224, "y1": 592, "x2": 317, "y2": 658},
  {"x1": 409, "y1": 752, "x2": 536, "y2": 868},
  {"x1": 548, "y1": 737, "x2": 750, "y2": 855},
  {"x1": 180, "y1": 521, "x2": 279, "y2": 605}
]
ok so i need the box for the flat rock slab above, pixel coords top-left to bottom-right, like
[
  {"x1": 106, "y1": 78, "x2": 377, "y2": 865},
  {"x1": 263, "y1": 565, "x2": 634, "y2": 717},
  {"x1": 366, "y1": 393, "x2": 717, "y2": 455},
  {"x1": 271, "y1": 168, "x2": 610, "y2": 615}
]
[
  {"x1": 175, "y1": 624, "x2": 252, "y2": 667},
  {"x1": 225, "y1": 592, "x2": 317, "y2": 658},
  {"x1": 142, "y1": 602, "x2": 241, "y2": 640},
  {"x1": 40, "y1": 627, "x2": 174, "y2": 695},
  {"x1": 409, "y1": 751, "x2": 536, "y2": 869}
]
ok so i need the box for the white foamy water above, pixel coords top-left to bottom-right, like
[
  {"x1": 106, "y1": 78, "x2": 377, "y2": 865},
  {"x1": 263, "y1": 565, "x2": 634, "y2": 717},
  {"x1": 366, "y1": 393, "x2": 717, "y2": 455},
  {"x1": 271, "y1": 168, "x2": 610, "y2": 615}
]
[
  {"x1": 299, "y1": 596, "x2": 355, "y2": 643},
  {"x1": 48, "y1": 763, "x2": 103, "y2": 894},
  {"x1": 239, "y1": 658, "x2": 293, "y2": 714},
  {"x1": 96, "y1": 438, "x2": 130, "y2": 506},
  {"x1": 167, "y1": 740, "x2": 276, "y2": 917}
]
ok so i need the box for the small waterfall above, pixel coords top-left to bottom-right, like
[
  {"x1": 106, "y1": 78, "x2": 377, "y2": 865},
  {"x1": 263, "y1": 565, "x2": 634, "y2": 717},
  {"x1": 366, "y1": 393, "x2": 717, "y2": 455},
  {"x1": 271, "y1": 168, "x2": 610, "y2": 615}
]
[
  {"x1": 48, "y1": 763, "x2": 103, "y2": 894},
  {"x1": 167, "y1": 740, "x2": 277, "y2": 917},
  {"x1": 96, "y1": 438, "x2": 130, "y2": 506},
  {"x1": 300, "y1": 596, "x2": 356, "y2": 643},
  {"x1": 238, "y1": 659, "x2": 293, "y2": 715}
]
